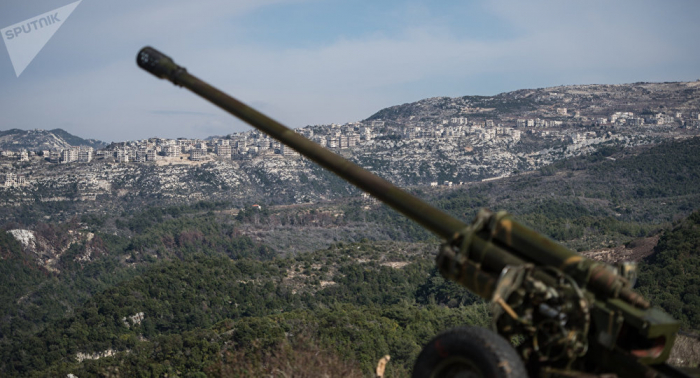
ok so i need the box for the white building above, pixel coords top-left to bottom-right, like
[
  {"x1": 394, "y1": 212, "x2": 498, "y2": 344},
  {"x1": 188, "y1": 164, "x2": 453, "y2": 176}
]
[
  {"x1": 327, "y1": 137, "x2": 338, "y2": 148},
  {"x1": 628, "y1": 118, "x2": 644, "y2": 127},
  {"x1": 61, "y1": 146, "x2": 80, "y2": 163},
  {"x1": 4, "y1": 173, "x2": 26, "y2": 187},
  {"x1": 3, "y1": 172, "x2": 16, "y2": 187},
  {"x1": 116, "y1": 149, "x2": 129, "y2": 163},
  {"x1": 611, "y1": 112, "x2": 634, "y2": 123},
  {"x1": 215, "y1": 143, "x2": 232, "y2": 157},
  {"x1": 78, "y1": 147, "x2": 93, "y2": 163},
  {"x1": 163, "y1": 145, "x2": 180, "y2": 158},
  {"x1": 190, "y1": 148, "x2": 206, "y2": 161}
]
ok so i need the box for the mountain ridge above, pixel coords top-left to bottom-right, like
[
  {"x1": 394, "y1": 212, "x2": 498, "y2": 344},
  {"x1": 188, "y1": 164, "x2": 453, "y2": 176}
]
[
  {"x1": 2, "y1": 80, "x2": 699, "y2": 146},
  {"x1": 365, "y1": 80, "x2": 700, "y2": 123},
  {"x1": 0, "y1": 128, "x2": 106, "y2": 151}
]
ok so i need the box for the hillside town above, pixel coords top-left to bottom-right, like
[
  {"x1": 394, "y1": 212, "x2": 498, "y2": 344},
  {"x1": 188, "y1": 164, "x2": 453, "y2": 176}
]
[
  {"x1": 1, "y1": 82, "x2": 699, "y2": 210},
  {"x1": 4, "y1": 107, "x2": 698, "y2": 167}
]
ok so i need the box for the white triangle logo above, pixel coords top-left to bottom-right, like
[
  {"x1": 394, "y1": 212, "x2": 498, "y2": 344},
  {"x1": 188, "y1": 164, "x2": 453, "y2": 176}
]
[{"x1": 1, "y1": 1, "x2": 82, "y2": 77}]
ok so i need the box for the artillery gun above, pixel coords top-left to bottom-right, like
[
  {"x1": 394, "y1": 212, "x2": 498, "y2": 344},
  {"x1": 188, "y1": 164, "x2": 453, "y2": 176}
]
[{"x1": 137, "y1": 47, "x2": 695, "y2": 378}]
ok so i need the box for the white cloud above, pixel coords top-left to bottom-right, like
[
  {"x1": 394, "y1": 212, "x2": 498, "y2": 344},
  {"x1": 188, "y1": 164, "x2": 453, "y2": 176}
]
[{"x1": 1, "y1": 0, "x2": 699, "y2": 141}]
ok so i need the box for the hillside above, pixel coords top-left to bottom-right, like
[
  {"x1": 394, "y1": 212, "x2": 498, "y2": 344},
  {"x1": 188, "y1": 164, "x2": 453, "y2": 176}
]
[
  {"x1": 0, "y1": 85, "x2": 699, "y2": 375},
  {"x1": 637, "y1": 210, "x2": 700, "y2": 329},
  {"x1": 1, "y1": 81, "x2": 699, "y2": 228},
  {"x1": 0, "y1": 136, "x2": 699, "y2": 376},
  {"x1": 367, "y1": 81, "x2": 700, "y2": 124},
  {"x1": 0, "y1": 128, "x2": 106, "y2": 151}
]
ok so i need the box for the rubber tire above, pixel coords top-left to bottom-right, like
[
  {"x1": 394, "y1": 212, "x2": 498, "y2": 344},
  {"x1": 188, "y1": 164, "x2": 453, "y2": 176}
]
[{"x1": 412, "y1": 326, "x2": 527, "y2": 378}]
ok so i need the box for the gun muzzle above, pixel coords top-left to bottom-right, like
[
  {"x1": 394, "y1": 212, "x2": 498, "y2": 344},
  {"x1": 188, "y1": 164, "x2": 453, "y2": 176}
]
[{"x1": 137, "y1": 47, "x2": 188, "y2": 86}]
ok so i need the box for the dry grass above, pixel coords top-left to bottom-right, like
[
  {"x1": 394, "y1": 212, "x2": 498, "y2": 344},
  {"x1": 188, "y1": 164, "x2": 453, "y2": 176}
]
[{"x1": 208, "y1": 337, "x2": 364, "y2": 378}]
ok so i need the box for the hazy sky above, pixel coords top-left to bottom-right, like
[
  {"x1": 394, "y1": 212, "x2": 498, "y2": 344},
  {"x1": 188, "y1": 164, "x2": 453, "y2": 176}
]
[{"x1": 1, "y1": 0, "x2": 699, "y2": 142}]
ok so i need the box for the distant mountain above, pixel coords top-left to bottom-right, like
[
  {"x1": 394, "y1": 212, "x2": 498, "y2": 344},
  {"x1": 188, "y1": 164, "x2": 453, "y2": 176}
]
[
  {"x1": 365, "y1": 81, "x2": 700, "y2": 123},
  {"x1": 0, "y1": 128, "x2": 106, "y2": 151}
]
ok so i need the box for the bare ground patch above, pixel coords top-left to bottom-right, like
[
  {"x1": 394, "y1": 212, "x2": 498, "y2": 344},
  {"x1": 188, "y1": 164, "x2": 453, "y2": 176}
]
[{"x1": 581, "y1": 235, "x2": 659, "y2": 263}]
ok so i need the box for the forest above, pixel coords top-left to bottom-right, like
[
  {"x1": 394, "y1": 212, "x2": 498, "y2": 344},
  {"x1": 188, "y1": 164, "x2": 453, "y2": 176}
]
[{"x1": 1, "y1": 137, "x2": 699, "y2": 376}]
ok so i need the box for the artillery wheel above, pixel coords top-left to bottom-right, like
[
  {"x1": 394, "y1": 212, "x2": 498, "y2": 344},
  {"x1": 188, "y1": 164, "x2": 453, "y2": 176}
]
[{"x1": 412, "y1": 326, "x2": 526, "y2": 378}]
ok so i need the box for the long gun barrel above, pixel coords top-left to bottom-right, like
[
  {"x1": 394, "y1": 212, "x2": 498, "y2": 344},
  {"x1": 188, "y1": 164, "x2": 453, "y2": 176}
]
[
  {"x1": 136, "y1": 46, "x2": 466, "y2": 241},
  {"x1": 137, "y1": 47, "x2": 688, "y2": 378},
  {"x1": 136, "y1": 47, "x2": 645, "y2": 305}
]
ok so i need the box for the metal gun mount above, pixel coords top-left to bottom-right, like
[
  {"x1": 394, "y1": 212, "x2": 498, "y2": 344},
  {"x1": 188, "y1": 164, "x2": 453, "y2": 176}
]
[{"x1": 137, "y1": 46, "x2": 695, "y2": 378}]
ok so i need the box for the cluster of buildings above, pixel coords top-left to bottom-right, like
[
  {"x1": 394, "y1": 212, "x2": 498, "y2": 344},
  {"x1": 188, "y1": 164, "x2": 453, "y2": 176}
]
[
  {"x1": 429, "y1": 180, "x2": 467, "y2": 187},
  {"x1": 570, "y1": 131, "x2": 599, "y2": 144},
  {"x1": 508, "y1": 109, "x2": 700, "y2": 130},
  {"x1": 2, "y1": 172, "x2": 26, "y2": 188},
  {"x1": 0, "y1": 114, "x2": 565, "y2": 167},
  {"x1": 516, "y1": 118, "x2": 564, "y2": 128},
  {"x1": 3, "y1": 106, "x2": 699, "y2": 169},
  {"x1": 394, "y1": 121, "x2": 522, "y2": 142},
  {"x1": 2, "y1": 147, "x2": 95, "y2": 164},
  {"x1": 103, "y1": 135, "x2": 307, "y2": 164},
  {"x1": 46, "y1": 146, "x2": 95, "y2": 164},
  {"x1": 592, "y1": 111, "x2": 700, "y2": 128},
  {"x1": 109, "y1": 139, "x2": 226, "y2": 163},
  {"x1": 1, "y1": 150, "x2": 31, "y2": 161}
]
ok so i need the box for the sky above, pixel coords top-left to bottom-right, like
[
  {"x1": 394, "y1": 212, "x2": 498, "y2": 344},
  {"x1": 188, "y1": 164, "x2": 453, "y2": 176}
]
[{"x1": 0, "y1": 0, "x2": 699, "y2": 143}]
